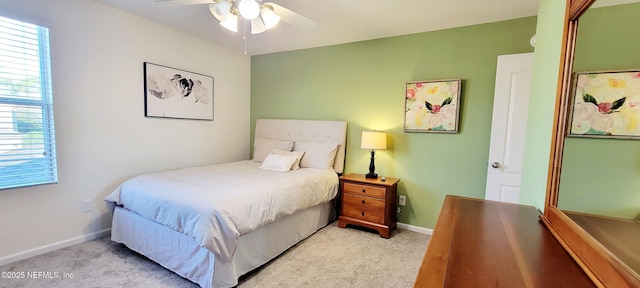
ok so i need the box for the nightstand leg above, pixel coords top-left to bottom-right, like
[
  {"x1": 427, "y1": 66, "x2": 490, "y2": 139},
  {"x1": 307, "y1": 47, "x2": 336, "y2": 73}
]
[{"x1": 379, "y1": 228, "x2": 390, "y2": 239}]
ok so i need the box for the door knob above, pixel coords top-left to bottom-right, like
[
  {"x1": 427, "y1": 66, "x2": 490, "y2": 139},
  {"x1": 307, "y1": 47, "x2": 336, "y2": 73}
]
[{"x1": 491, "y1": 162, "x2": 501, "y2": 168}]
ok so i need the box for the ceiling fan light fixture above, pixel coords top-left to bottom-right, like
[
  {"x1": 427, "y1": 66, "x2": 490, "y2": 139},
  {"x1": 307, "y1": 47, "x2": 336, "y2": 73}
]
[
  {"x1": 250, "y1": 17, "x2": 266, "y2": 34},
  {"x1": 220, "y1": 12, "x2": 238, "y2": 32},
  {"x1": 260, "y1": 5, "x2": 280, "y2": 29},
  {"x1": 209, "y1": 1, "x2": 231, "y2": 22},
  {"x1": 238, "y1": 0, "x2": 260, "y2": 20}
]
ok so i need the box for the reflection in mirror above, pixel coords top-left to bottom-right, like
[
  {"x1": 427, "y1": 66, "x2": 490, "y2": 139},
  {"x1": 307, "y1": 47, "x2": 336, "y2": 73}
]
[{"x1": 557, "y1": 0, "x2": 640, "y2": 277}]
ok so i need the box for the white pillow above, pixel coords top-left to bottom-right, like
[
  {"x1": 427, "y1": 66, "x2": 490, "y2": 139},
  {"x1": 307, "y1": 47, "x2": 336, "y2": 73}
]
[
  {"x1": 271, "y1": 148, "x2": 306, "y2": 170},
  {"x1": 252, "y1": 138, "x2": 294, "y2": 162},
  {"x1": 294, "y1": 141, "x2": 339, "y2": 170},
  {"x1": 259, "y1": 153, "x2": 298, "y2": 172}
]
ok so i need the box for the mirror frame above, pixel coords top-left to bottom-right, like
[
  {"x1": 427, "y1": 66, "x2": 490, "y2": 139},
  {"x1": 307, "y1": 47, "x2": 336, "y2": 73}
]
[{"x1": 541, "y1": 0, "x2": 640, "y2": 286}]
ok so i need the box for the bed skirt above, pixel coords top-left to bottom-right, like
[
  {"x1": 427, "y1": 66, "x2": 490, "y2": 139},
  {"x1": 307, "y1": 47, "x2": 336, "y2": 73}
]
[{"x1": 111, "y1": 201, "x2": 334, "y2": 288}]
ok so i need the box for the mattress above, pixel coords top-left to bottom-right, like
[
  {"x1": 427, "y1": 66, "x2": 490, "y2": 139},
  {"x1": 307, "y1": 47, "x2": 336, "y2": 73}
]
[{"x1": 105, "y1": 160, "x2": 338, "y2": 262}]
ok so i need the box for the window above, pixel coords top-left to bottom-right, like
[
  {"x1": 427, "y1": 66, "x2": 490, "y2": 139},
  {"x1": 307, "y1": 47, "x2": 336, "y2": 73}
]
[{"x1": 0, "y1": 16, "x2": 57, "y2": 190}]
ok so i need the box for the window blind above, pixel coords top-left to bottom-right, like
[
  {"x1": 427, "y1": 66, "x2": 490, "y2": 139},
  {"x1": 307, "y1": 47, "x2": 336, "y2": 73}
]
[{"x1": 0, "y1": 16, "x2": 57, "y2": 190}]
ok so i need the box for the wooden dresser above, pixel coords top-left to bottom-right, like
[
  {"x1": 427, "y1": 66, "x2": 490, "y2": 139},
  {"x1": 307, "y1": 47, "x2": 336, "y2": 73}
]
[
  {"x1": 414, "y1": 195, "x2": 595, "y2": 287},
  {"x1": 337, "y1": 173, "x2": 400, "y2": 238}
]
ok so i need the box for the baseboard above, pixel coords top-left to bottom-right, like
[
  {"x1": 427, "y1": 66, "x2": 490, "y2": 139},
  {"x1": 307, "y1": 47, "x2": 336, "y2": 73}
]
[
  {"x1": 397, "y1": 222, "x2": 433, "y2": 236},
  {"x1": 0, "y1": 228, "x2": 111, "y2": 266}
]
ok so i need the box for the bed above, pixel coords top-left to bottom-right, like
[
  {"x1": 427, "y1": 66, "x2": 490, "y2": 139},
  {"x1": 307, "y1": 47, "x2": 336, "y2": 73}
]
[{"x1": 104, "y1": 119, "x2": 347, "y2": 288}]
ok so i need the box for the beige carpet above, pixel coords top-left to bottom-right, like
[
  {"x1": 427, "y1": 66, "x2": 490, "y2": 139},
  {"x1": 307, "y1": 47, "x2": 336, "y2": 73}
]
[{"x1": 0, "y1": 222, "x2": 430, "y2": 288}]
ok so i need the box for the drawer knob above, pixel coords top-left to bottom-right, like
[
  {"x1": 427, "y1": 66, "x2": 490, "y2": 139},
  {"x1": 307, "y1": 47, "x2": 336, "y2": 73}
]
[
  {"x1": 361, "y1": 212, "x2": 365, "y2": 216},
  {"x1": 362, "y1": 189, "x2": 366, "y2": 193},
  {"x1": 361, "y1": 200, "x2": 365, "y2": 204}
]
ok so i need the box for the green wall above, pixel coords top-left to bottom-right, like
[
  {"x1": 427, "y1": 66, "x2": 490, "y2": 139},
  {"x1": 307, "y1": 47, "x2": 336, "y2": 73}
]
[
  {"x1": 519, "y1": 0, "x2": 568, "y2": 211},
  {"x1": 558, "y1": 3, "x2": 640, "y2": 218},
  {"x1": 251, "y1": 17, "x2": 536, "y2": 229}
]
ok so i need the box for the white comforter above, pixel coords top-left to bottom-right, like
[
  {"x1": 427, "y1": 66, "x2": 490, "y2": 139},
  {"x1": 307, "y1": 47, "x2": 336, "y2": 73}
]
[{"x1": 105, "y1": 160, "x2": 338, "y2": 262}]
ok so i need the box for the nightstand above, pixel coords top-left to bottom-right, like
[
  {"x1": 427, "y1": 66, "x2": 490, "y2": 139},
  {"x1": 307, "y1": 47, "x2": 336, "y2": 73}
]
[{"x1": 337, "y1": 173, "x2": 400, "y2": 238}]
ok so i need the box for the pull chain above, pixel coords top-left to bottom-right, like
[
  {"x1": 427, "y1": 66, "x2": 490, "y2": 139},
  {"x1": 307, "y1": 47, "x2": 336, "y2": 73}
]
[{"x1": 243, "y1": 20, "x2": 248, "y2": 54}]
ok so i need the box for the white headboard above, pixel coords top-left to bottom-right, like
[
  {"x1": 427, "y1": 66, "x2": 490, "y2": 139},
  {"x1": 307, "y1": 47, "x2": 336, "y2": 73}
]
[{"x1": 255, "y1": 119, "x2": 348, "y2": 174}]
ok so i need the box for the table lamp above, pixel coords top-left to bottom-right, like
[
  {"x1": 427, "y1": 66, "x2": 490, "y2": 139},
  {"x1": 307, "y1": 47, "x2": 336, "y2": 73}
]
[{"x1": 361, "y1": 131, "x2": 387, "y2": 179}]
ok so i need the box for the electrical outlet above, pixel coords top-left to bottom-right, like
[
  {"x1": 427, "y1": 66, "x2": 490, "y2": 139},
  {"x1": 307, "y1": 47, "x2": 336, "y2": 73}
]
[
  {"x1": 81, "y1": 200, "x2": 92, "y2": 213},
  {"x1": 399, "y1": 195, "x2": 406, "y2": 206}
]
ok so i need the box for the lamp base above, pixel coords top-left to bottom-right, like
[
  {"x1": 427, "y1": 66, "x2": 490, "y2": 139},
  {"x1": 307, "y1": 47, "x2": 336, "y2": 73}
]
[
  {"x1": 366, "y1": 149, "x2": 378, "y2": 179},
  {"x1": 365, "y1": 172, "x2": 378, "y2": 179}
]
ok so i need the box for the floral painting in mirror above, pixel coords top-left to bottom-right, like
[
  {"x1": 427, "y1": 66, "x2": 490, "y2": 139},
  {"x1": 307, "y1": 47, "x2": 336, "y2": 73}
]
[
  {"x1": 404, "y1": 79, "x2": 461, "y2": 133},
  {"x1": 569, "y1": 70, "x2": 640, "y2": 139}
]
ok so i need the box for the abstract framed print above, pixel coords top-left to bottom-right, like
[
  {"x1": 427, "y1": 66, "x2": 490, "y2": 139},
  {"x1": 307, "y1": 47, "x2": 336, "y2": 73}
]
[{"x1": 144, "y1": 62, "x2": 214, "y2": 120}]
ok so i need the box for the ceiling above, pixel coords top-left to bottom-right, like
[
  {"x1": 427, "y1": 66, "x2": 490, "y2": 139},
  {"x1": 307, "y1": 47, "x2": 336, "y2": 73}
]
[
  {"x1": 92, "y1": 0, "x2": 640, "y2": 56},
  {"x1": 93, "y1": 0, "x2": 546, "y2": 55}
]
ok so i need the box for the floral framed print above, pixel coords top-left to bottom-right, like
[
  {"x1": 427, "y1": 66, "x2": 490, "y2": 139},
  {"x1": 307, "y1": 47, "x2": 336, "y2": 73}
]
[
  {"x1": 144, "y1": 62, "x2": 214, "y2": 120},
  {"x1": 569, "y1": 70, "x2": 640, "y2": 139},
  {"x1": 404, "y1": 79, "x2": 462, "y2": 133}
]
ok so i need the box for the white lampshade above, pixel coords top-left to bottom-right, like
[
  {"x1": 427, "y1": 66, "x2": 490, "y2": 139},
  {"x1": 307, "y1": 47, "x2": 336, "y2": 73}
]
[
  {"x1": 238, "y1": 0, "x2": 260, "y2": 20},
  {"x1": 220, "y1": 13, "x2": 238, "y2": 32},
  {"x1": 260, "y1": 5, "x2": 280, "y2": 29},
  {"x1": 361, "y1": 131, "x2": 387, "y2": 150},
  {"x1": 209, "y1": 1, "x2": 231, "y2": 22},
  {"x1": 250, "y1": 17, "x2": 266, "y2": 34}
]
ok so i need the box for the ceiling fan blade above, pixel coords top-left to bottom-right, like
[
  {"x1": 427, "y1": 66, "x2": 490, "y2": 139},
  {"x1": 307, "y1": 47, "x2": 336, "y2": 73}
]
[
  {"x1": 152, "y1": 0, "x2": 214, "y2": 6},
  {"x1": 264, "y1": 2, "x2": 317, "y2": 30}
]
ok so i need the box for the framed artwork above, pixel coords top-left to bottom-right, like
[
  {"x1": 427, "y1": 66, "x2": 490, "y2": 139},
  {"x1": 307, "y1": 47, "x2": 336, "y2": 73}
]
[
  {"x1": 144, "y1": 62, "x2": 214, "y2": 120},
  {"x1": 404, "y1": 79, "x2": 462, "y2": 133},
  {"x1": 568, "y1": 70, "x2": 640, "y2": 139}
]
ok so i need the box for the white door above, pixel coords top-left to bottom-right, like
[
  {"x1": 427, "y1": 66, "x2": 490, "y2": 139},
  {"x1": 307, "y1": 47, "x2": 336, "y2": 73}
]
[{"x1": 485, "y1": 53, "x2": 534, "y2": 203}]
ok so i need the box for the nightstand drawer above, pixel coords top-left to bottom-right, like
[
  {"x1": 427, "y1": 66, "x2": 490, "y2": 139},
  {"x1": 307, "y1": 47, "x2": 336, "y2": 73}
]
[
  {"x1": 342, "y1": 203, "x2": 385, "y2": 223},
  {"x1": 342, "y1": 193, "x2": 385, "y2": 211},
  {"x1": 343, "y1": 182, "x2": 386, "y2": 198}
]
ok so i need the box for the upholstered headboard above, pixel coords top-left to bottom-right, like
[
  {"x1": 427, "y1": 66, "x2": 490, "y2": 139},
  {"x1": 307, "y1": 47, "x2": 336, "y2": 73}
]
[{"x1": 254, "y1": 119, "x2": 348, "y2": 174}]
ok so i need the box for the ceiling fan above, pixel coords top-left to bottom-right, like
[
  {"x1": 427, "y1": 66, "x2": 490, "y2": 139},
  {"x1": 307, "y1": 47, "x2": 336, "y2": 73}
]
[{"x1": 153, "y1": 0, "x2": 317, "y2": 34}]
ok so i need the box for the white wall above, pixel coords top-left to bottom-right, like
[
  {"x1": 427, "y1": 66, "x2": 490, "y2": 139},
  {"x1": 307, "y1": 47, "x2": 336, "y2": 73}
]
[{"x1": 0, "y1": 0, "x2": 251, "y2": 263}]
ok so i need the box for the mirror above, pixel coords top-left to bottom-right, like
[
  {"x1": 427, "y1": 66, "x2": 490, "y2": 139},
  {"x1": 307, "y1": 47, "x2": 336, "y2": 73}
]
[
  {"x1": 543, "y1": 0, "x2": 640, "y2": 286},
  {"x1": 558, "y1": 0, "x2": 640, "y2": 277}
]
